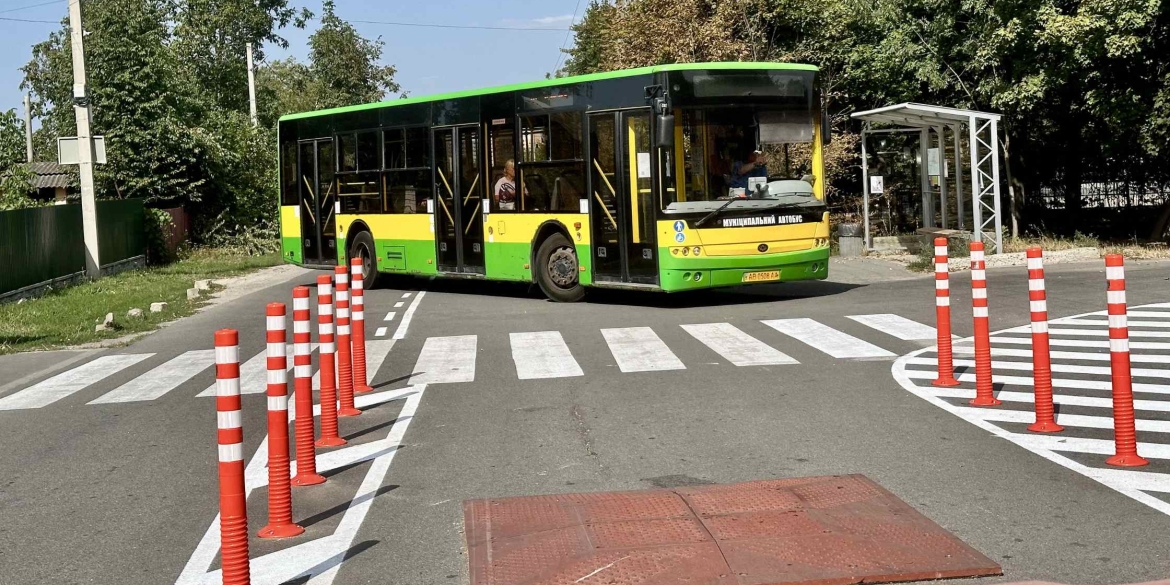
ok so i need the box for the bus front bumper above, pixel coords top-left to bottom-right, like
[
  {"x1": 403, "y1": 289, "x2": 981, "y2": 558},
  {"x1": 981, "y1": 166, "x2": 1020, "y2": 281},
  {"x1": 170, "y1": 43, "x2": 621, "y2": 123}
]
[{"x1": 658, "y1": 246, "x2": 830, "y2": 292}]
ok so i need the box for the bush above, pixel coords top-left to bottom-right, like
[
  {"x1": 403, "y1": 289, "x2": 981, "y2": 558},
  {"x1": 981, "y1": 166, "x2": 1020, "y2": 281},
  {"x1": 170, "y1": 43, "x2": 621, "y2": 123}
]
[{"x1": 144, "y1": 207, "x2": 177, "y2": 265}]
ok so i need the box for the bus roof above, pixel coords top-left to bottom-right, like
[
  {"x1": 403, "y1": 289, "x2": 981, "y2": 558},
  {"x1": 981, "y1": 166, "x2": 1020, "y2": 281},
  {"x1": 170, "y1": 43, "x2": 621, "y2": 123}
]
[{"x1": 278, "y1": 62, "x2": 818, "y2": 122}]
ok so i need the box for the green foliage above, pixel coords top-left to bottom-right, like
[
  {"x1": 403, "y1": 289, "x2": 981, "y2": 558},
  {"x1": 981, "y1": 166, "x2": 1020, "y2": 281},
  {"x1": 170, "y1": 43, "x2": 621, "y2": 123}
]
[
  {"x1": 18, "y1": 0, "x2": 398, "y2": 253},
  {"x1": 0, "y1": 109, "x2": 26, "y2": 171},
  {"x1": 144, "y1": 207, "x2": 176, "y2": 266}
]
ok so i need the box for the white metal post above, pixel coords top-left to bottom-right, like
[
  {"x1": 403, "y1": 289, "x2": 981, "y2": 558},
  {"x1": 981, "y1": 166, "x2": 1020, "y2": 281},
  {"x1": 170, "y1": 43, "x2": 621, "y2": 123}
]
[
  {"x1": 246, "y1": 42, "x2": 258, "y2": 127},
  {"x1": 860, "y1": 126, "x2": 871, "y2": 250},
  {"x1": 936, "y1": 126, "x2": 948, "y2": 229},
  {"x1": 968, "y1": 116, "x2": 981, "y2": 244},
  {"x1": 69, "y1": 0, "x2": 100, "y2": 278},
  {"x1": 23, "y1": 93, "x2": 33, "y2": 163},
  {"x1": 919, "y1": 128, "x2": 932, "y2": 228},
  {"x1": 990, "y1": 118, "x2": 1003, "y2": 253},
  {"x1": 952, "y1": 123, "x2": 964, "y2": 230}
]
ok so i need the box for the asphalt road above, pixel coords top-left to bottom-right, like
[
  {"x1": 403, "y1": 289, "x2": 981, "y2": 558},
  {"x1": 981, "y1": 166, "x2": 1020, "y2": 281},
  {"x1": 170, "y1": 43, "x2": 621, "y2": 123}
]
[{"x1": 1, "y1": 257, "x2": 1168, "y2": 584}]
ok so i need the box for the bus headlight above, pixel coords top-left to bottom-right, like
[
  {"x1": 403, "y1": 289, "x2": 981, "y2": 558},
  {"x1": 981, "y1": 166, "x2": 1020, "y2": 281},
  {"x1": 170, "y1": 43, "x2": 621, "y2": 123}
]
[
  {"x1": 682, "y1": 247, "x2": 689, "y2": 256},
  {"x1": 692, "y1": 246, "x2": 701, "y2": 256}
]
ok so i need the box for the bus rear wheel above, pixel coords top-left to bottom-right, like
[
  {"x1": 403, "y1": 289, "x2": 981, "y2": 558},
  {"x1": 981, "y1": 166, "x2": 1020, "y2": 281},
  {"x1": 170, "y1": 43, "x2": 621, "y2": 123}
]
[
  {"x1": 349, "y1": 231, "x2": 380, "y2": 288},
  {"x1": 536, "y1": 233, "x2": 584, "y2": 302}
]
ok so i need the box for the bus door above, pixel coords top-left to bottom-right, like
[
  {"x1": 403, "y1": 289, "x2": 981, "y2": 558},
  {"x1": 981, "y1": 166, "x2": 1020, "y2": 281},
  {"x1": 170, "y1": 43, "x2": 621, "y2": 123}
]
[
  {"x1": 433, "y1": 125, "x2": 486, "y2": 274},
  {"x1": 297, "y1": 138, "x2": 337, "y2": 265},
  {"x1": 588, "y1": 110, "x2": 659, "y2": 284}
]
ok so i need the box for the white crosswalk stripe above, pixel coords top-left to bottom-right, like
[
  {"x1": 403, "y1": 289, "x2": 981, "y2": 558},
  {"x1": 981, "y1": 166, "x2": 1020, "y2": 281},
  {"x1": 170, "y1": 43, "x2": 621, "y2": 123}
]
[
  {"x1": 893, "y1": 301, "x2": 1170, "y2": 518},
  {"x1": 1, "y1": 313, "x2": 928, "y2": 410},
  {"x1": 510, "y1": 331, "x2": 584, "y2": 379},
  {"x1": 0, "y1": 354, "x2": 154, "y2": 410},
  {"x1": 681, "y1": 323, "x2": 797, "y2": 366},
  {"x1": 409, "y1": 335, "x2": 477, "y2": 384},
  {"x1": 846, "y1": 313, "x2": 938, "y2": 341},
  {"x1": 762, "y1": 318, "x2": 896, "y2": 359},
  {"x1": 601, "y1": 327, "x2": 686, "y2": 373},
  {"x1": 90, "y1": 350, "x2": 216, "y2": 404}
]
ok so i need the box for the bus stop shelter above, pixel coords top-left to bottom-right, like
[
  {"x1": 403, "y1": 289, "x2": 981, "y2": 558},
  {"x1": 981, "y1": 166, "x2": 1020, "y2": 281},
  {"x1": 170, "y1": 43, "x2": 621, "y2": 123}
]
[{"x1": 851, "y1": 103, "x2": 1003, "y2": 253}]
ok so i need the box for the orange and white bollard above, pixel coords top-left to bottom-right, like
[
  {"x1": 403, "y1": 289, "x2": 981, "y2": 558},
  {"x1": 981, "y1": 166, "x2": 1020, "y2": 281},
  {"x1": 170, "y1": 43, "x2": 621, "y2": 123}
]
[
  {"x1": 334, "y1": 266, "x2": 360, "y2": 417},
  {"x1": 214, "y1": 329, "x2": 251, "y2": 585},
  {"x1": 316, "y1": 274, "x2": 346, "y2": 446},
  {"x1": 1026, "y1": 248, "x2": 1063, "y2": 433},
  {"x1": 291, "y1": 286, "x2": 325, "y2": 486},
  {"x1": 350, "y1": 258, "x2": 373, "y2": 394},
  {"x1": 1104, "y1": 255, "x2": 1148, "y2": 467},
  {"x1": 258, "y1": 302, "x2": 304, "y2": 539},
  {"x1": 932, "y1": 237, "x2": 960, "y2": 387},
  {"x1": 969, "y1": 241, "x2": 1001, "y2": 406}
]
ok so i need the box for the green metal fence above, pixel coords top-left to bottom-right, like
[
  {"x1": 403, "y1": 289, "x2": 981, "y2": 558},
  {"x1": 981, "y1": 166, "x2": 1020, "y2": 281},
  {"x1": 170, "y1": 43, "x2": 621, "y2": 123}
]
[{"x1": 0, "y1": 199, "x2": 146, "y2": 297}]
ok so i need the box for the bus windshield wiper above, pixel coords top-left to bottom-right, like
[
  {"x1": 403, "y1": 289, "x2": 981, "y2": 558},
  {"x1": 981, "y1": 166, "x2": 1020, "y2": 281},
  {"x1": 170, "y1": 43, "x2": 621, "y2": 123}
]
[{"x1": 695, "y1": 197, "x2": 741, "y2": 227}]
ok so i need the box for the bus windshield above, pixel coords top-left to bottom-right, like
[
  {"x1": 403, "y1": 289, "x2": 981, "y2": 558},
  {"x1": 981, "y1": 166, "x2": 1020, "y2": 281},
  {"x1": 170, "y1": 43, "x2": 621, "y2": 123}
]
[{"x1": 664, "y1": 106, "x2": 820, "y2": 213}]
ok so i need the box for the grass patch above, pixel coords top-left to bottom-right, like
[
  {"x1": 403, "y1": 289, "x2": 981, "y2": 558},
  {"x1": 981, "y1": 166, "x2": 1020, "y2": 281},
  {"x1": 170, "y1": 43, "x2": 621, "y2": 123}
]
[
  {"x1": 0, "y1": 249, "x2": 281, "y2": 354},
  {"x1": 1000, "y1": 232, "x2": 1100, "y2": 253}
]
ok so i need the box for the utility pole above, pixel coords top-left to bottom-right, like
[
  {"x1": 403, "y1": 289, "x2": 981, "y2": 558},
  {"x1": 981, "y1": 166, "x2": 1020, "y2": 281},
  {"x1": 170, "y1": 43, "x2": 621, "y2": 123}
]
[
  {"x1": 246, "y1": 42, "x2": 257, "y2": 127},
  {"x1": 69, "y1": 0, "x2": 101, "y2": 278},
  {"x1": 23, "y1": 93, "x2": 33, "y2": 162}
]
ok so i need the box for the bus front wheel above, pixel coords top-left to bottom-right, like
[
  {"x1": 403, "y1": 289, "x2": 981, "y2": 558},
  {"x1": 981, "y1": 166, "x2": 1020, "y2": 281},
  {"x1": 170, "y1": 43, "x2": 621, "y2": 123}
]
[
  {"x1": 349, "y1": 231, "x2": 381, "y2": 289},
  {"x1": 535, "y1": 233, "x2": 584, "y2": 302}
]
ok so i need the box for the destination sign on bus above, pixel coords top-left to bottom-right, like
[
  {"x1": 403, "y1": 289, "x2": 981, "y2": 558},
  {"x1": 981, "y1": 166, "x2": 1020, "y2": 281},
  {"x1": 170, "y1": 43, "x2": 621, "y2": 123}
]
[{"x1": 718, "y1": 213, "x2": 813, "y2": 228}]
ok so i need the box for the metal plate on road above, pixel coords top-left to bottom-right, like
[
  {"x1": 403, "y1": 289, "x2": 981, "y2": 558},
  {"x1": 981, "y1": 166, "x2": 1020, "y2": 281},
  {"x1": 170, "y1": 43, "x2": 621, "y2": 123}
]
[
  {"x1": 463, "y1": 474, "x2": 1001, "y2": 585},
  {"x1": 742, "y1": 270, "x2": 780, "y2": 283}
]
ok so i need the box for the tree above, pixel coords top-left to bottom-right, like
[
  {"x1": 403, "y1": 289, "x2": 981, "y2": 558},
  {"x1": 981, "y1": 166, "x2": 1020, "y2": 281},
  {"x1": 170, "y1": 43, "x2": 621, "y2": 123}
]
[
  {"x1": 0, "y1": 109, "x2": 26, "y2": 172},
  {"x1": 172, "y1": 0, "x2": 311, "y2": 113},
  {"x1": 559, "y1": 1, "x2": 616, "y2": 76},
  {"x1": 308, "y1": 1, "x2": 400, "y2": 109}
]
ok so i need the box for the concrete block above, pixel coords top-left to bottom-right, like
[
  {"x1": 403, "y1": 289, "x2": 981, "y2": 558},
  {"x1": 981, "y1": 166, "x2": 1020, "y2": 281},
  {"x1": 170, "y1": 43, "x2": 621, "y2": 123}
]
[
  {"x1": 194, "y1": 279, "x2": 211, "y2": 291},
  {"x1": 103, "y1": 312, "x2": 114, "y2": 327},
  {"x1": 127, "y1": 308, "x2": 144, "y2": 318},
  {"x1": 187, "y1": 288, "x2": 200, "y2": 300},
  {"x1": 838, "y1": 236, "x2": 864, "y2": 257},
  {"x1": 150, "y1": 302, "x2": 167, "y2": 313}
]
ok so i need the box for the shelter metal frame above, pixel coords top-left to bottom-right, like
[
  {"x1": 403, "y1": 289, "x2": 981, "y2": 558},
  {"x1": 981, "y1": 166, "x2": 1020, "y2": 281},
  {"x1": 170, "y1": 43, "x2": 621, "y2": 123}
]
[{"x1": 851, "y1": 103, "x2": 1002, "y2": 253}]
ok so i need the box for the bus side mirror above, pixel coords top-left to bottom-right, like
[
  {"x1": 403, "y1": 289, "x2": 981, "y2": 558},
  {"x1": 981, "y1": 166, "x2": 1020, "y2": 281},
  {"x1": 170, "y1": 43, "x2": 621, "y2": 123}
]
[
  {"x1": 656, "y1": 114, "x2": 675, "y2": 149},
  {"x1": 821, "y1": 110, "x2": 832, "y2": 145}
]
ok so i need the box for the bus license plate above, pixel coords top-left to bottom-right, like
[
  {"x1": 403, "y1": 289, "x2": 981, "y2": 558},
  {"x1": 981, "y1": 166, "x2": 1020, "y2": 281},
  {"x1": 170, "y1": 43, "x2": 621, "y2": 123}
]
[{"x1": 742, "y1": 270, "x2": 780, "y2": 283}]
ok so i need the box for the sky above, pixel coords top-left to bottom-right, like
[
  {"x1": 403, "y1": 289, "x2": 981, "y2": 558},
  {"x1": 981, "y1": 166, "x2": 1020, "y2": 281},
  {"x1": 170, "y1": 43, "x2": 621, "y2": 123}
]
[{"x1": 0, "y1": 0, "x2": 584, "y2": 127}]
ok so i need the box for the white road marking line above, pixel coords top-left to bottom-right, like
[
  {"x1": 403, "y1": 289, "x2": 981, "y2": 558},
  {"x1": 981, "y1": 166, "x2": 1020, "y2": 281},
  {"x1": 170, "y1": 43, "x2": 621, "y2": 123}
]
[
  {"x1": 394, "y1": 301, "x2": 404, "y2": 308},
  {"x1": 907, "y1": 356, "x2": 1170, "y2": 379},
  {"x1": 90, "y1": 350, "x2": 216, "y2": 404},
  {"x1": 600, "y1": 327, "x2": 686, "y2": 373},
  {"x1": 175, "y1": 386, "x2": 424, "y2": 585},
  {"x1": 761, "y1": 318, "x2": 895, "y2": 359},
  {"x1": 409, "y1": 335, "x2": 476, "y2": 384},
  {"x1": 681, "y1": 322, "x2": 798, "y2": 366},
  {"x1": 510, "y1": 331, "x2": 584, "y2": 379},
  {"x1": 951, "y1": 406, "x2": 1170, "y2": 433},
  {"x1": 383, "y1": 311, "x2": 396, "y2": 321},
  {"x1": 375, "y1": 327, "x2": 388, "y2": 337},
  {"x1": 1128, "y1": 311, "x2": 1170, "y2": 318},
  {"x1": 1056, "y1": 318, "x2": 1170, "y2": 328},
  {"x1": 1084, "y1": 467, "x2": 1170, "y2": 493},
  {"x1": 393, "y1": 290, "x2": 425, "y2": 340},
  {"x1": 197, "y1": 344, "x2": 316, "y2": 397},
  {"x1": 1046, "y1": 327, "x2": 1170, "y2": 338},
  {"x1": 1010, "y1": 433, "x2": 1170, "y2": 460},
  {"x1": 922, "y1": 385, "x2": 1170, "y2": 413},
  {"x1": 952, "y1": 345, "x2": 1169, "y2": 364},
  {"x1": 0, "y1": 354, "x2": 154, "y2": 410},
  {"x1": 401, "y1": 292, "x2": 411, "y2": 298},
  {"x1": 902, "y1": 368, "x2": 1170, "y2": 395},
  {"x1": 0, "y1": 350, "x2": 97, "y2": 398},
  {"x1": 846, "y1": 314, "x2": 939, "y2": 341},
  {"x1": 990, "y1": 336, "x2": 1170, "y2": 351},
  {"x1": 364, "y1": 339, "x2": 396, "y2": 384}
]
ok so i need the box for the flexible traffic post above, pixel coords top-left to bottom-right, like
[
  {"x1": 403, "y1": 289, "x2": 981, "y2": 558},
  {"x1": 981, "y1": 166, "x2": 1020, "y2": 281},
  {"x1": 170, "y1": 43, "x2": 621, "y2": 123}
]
[
  {"x1": 350, "y1": 258, "x2": 374, "y2": 394},
  {"x1": 1026, "y1": 248, "x2": 1063, "y2": 433},
  {"x1": 290, "y1": 286, "x2": 325, "y2": 486},
  {"x1": 1104, "y1": 255, "x2": 1148, "y2": 467},
  {"x1": 258, "y1": 302, "x2": 304, "y2": 539},
  {"x1": 334, "y1": 266, "x2": 360, "y2": 417},
  {"x1": 932, "y1": 237, "x2": 960, "y2": 387},
  {"x1": 316, "y1": 275, "x2": 347, "y2": 446},
  {"x1": 214, "y1": 329, "x2": 250, "y2": 585},
  {"x1": 969, "y1": 241, "x2": 1001, "y2": 406}
]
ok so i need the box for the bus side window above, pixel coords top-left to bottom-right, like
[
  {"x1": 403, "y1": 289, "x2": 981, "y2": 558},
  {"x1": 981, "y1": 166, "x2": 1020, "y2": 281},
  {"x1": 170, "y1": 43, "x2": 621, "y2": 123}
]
[
  {"x1": 383, "y1": 127, "x2": 430, "y2": 215},
  {"x1": 489, "y1": 121, "x2": 515, "y2": 213},
  {"x1": 517, "y1": 112, "x2": 585, "y2": 213}
]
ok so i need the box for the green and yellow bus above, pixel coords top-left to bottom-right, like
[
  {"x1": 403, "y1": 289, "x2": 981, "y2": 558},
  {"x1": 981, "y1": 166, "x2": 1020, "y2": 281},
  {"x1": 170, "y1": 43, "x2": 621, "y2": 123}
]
[{"x1": 277, "y1": 62, "x2": 831, "y2": 301}]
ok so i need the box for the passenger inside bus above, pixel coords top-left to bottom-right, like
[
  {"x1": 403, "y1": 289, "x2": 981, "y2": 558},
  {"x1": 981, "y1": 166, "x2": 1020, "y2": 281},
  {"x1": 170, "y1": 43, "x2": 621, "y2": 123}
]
[{"x1": 494, "y1": 159, "x2": 518, "y2": 211}]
